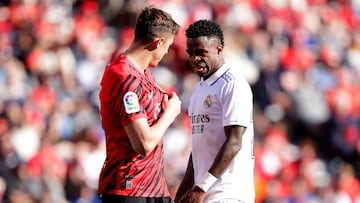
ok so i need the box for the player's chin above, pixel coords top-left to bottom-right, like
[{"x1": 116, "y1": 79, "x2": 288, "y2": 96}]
[
  {"x1": 150, "y1": 59, "x2": 161, "y2": 67},
  {"x1": 149, "y1": 62, "x2": 157, "y2": 68}
]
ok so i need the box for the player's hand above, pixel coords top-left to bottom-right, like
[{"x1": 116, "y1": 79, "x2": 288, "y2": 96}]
[
  {"x1": 178, "y1": 186, "x2": 205, "y2": 203},
  {"x1": 162, "y1": 92, "x2": 181, "y2": 118}
]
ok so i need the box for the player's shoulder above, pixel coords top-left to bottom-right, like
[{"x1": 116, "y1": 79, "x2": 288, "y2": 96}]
[
  {"x1": 222, "y1": 67, "x2": 249, "y2": 85},
  {"x1": 106, "y1": 55, "x2": 133, "y2": 77}
]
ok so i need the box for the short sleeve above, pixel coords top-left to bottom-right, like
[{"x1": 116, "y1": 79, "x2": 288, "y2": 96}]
[{"x1": 221, "y1": 77, "x2": 253, "y2": 127}]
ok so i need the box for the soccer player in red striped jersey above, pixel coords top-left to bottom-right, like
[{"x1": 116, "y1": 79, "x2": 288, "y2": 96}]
[{"x1": 97, "y1": 7, "x2": 181, "y2": 203}]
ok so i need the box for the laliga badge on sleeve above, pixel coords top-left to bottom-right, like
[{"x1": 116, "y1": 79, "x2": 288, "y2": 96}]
[{"x1": 123, "y1": 92, "x2": 140, "y2": 114}]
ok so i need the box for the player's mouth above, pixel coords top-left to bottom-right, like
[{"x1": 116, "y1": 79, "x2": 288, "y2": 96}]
[
  {"x1": 194, "y1": 66, "x2": 207, "y2": 75},
  {"x1": 194, "y1": 62, "x2": 207, "y2": 74}
]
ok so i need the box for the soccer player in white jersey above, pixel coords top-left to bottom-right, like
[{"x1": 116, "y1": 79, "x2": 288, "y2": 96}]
[{"x1": 175, "y1": 19, "x2": 255, "y2": 203}]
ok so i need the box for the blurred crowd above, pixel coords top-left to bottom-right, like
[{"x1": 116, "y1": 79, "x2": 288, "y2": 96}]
[{"x1": 0, "y1": 0, "x2": 360, "y2": 202}]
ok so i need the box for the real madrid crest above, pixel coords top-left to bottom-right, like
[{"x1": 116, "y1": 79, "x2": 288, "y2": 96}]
[{"x1": 204, "y1": 95, "x2": 212, "y2": 109}]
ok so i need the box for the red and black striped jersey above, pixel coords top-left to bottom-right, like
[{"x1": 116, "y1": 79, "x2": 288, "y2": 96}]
[{"x1": 97, "y1": 54, "x2": 170, "y2": 198}]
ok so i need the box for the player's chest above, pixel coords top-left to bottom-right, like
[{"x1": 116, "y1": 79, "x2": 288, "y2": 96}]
[
  {"x1": 138, "y1": 77, "x2": 163, "y2": 102},
  {"x1": 189, "y1": 86, "x2": 222, "y2": 115}
]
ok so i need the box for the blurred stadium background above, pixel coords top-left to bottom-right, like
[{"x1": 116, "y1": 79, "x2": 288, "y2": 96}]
[{"x1": 0, "y1": 0, "x2": 360, "y2": 202}]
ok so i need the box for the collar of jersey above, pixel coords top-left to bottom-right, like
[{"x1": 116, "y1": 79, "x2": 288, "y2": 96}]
[
  {"x1": 201, "y1": 63, "x2": 230, "y2": 86},
  {"x1": 120, "y1": 54, "x2": 150, "y2": 77}
]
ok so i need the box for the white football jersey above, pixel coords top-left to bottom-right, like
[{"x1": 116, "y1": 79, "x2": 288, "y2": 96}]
[{"x1": 189, "y1": 63, "x2": 255, "y2": 203}]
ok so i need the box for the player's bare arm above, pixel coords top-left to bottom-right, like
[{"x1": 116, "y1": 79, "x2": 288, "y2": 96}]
[
  {"x1": 177, "y1": 186, "x2": 204, "y2": 203},
  {"x1": 178, "y1": 125, "x2": 246, "y2": 203},
  {"x1": 209, "y1": 125, "x2": 246, "y2": 177},
  {"x1": 125, "y1": 92, "x2": 181, "y2": 156},
  {"x1": 176, "y1": 156, "x2": 205, "y2": 203},
  {"x1": 175, "y1": 154, "x2": 194, "y2": 202}
]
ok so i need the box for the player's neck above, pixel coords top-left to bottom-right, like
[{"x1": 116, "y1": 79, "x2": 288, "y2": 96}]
[{"x1": 124, "y1": 47, "x2": 150, "y2": 73}]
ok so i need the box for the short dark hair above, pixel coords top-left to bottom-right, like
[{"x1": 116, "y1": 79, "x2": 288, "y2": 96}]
[
  {"x1": 134, "y1": 7, "x2": 180, "y2": 42},
  {"x1": 186, "y1": 19, "x2": 224, "y2": 46}
]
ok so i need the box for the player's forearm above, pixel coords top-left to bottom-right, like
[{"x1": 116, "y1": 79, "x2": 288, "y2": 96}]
[
  {"x1": 209, "y1": 142, "x2": 240, "y2": 177},
  {"x1": 175, "y1": 174, "x2": 194, "y2": 202},
  {"x1": 126, "y1": 118, "x2": 168, "y2": 156},
  {"x1": 175, "y1": 155, "x2": 194, "y2": 202},
  {"x1": 135, "y1": 112, "x2": 177, "y2": 154},
  {"x1": 150, "y1": 110, "x2": 176, "y2": 137},
  {"x1": 209, "y1": 126, "x2": 245, "y2": 177},
  {"x1": 139, "y1": 120, "x2": 171, "y2": 155},
  {"x1": 128, "y1": 133, "x2": 162, "y2": 156},
  {"x1": 126, "y1": 94, "x2": 180, "y2": 155}
]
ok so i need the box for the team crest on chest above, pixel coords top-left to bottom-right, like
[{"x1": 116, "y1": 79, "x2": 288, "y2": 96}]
[{"x1": 204, "y1": 95, "x2": 212, "y2": 109}]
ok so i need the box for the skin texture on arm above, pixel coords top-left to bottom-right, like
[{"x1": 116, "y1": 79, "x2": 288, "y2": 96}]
[
  {"x1": 177, "y1": 125, "x2": 246, "y2": 203},
  {"x1": 125, "y1": 92, "x2": 181, "y2": 156},
  {"x1": 209, "y1": 125, "x2": 246, "y2": 177},
  {"x1": 175, "y1": 154, "x2": 194, "y2": 202}
]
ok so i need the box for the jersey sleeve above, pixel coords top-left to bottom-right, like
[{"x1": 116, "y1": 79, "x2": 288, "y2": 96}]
[
  {"x1": 221, "y1": 77, "x2": 253, "y2": 128},
  {"x1": 104, "y1": 67, "x2": 147, "y2": 127}
]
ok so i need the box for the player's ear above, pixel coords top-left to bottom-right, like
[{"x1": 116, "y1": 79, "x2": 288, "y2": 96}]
[
  {"x1": 217, "y1": 45, "x2": 223, "y2": 55},
  {"x1": 153, "y1": 37, "x2": 164, "y2": 48},
  {"x1": 147, "y1": 37, "x2": 164, "y2": 51}
]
